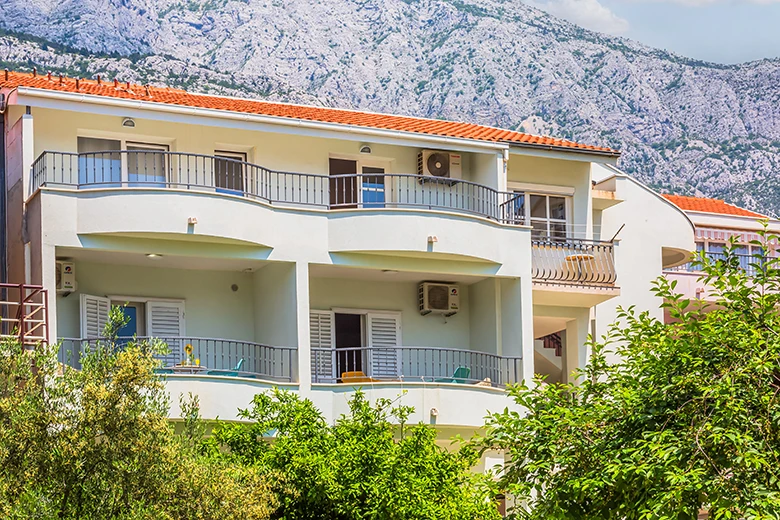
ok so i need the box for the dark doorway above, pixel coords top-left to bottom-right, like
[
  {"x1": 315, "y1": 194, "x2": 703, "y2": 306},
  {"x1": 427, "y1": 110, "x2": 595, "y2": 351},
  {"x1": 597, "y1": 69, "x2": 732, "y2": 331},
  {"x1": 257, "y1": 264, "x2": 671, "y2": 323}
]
[
  {"x1": 335, "y1": 313, "x2": 363, "y2": 379},
  {"x1": 329, "y1": 158, "x2": 358, "y2": 208}
]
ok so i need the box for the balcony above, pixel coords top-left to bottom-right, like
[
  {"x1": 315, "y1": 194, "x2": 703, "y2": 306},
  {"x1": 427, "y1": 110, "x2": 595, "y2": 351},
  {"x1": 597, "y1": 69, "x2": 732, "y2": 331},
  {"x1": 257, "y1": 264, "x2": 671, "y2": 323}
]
[
  {"x1": 58, "y1": 336, "x2": 297, "y2": 382},
  {"x1": 311, "y1": 346, "x2": 522, "y2": 388},
  {"x1": 531, "y1": 237, "x2": 617, "y2": 287},
  {"x1": 31, "y1": 150, "x2": 524, "y2": 225}
]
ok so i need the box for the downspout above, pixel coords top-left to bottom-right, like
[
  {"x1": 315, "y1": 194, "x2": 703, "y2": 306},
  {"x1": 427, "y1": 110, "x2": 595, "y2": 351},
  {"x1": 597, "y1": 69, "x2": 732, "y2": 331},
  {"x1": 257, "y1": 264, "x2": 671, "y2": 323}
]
[{"x1": 0, "y1": 93, "x2": 7, "y2": 283}]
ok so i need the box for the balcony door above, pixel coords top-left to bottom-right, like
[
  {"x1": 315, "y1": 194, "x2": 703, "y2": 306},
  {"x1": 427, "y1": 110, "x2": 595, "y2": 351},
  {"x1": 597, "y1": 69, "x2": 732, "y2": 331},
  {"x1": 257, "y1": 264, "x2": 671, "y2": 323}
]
[
  {"x1": 309, "y1": 309, "x2": 401, "y2": 382},
  {"x1": 329, "y1": 157, "x2": 388, "y2": 209},
  {"x1": 77, "y1": 137, "x2": 169, "y2": 188},
  {"x1": 214, "y1": 151, "x2": 247, "y2": 196},
  {"x1": 127, "y1": 143, "x2": 168, "y2": 187}
]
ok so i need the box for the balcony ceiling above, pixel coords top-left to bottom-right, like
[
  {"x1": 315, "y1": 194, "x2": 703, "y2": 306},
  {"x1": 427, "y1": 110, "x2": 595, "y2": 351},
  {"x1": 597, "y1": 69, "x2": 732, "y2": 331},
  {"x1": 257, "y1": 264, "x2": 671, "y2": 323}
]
[
  {"x1": 57, "y1": 247, "x2": 270, "y2": 272},
  {"x1": 309, "y1": 263, "x2": 491, "y2": 285}
]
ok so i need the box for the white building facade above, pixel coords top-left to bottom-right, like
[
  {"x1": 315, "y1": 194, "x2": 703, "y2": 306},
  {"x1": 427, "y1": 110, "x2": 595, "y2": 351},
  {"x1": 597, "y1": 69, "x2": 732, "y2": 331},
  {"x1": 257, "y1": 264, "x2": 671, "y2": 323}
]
[{"x1": 1, "y1": 71, "x2": 695, "y2": 440}]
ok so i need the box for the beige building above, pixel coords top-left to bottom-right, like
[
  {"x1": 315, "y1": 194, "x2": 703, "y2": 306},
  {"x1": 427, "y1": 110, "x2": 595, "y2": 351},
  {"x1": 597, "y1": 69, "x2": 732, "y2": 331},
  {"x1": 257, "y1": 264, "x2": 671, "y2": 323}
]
[{"x1": 1, "y1": 71, "x2": 695, "y2": 452}]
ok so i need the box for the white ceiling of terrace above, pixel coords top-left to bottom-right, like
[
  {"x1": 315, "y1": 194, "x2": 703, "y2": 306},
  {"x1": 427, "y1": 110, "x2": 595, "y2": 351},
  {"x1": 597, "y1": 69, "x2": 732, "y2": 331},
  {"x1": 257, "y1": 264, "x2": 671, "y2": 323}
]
[
  {"x1": 57, "y1": 247, "x2": 269, "y2": 272},
  {"x1": 309, "y1": 263, "x2": 490, "y2": 285}
]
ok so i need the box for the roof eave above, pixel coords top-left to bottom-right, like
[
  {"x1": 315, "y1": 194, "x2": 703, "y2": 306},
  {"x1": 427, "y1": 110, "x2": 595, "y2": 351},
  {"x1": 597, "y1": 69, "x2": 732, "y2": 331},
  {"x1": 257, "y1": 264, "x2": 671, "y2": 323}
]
[
  {"x1": 13, "y1": 86, "x2": 514, "y2": 152},
  {"x1": 506, "y1": 140, "x2": 621, "y2": 160}
]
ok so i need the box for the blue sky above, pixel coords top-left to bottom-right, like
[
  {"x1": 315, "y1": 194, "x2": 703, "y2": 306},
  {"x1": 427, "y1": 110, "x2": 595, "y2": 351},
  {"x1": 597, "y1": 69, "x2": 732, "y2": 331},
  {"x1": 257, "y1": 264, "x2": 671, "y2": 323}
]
[{"x1": 526, "y1": 0, "x2": 780, "y2": 64}]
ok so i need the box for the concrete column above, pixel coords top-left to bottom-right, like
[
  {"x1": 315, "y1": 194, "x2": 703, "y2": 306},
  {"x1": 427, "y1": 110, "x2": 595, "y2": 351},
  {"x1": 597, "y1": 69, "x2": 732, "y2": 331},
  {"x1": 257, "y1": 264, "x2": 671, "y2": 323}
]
[
  {"x1": 519, "y1": 276, "x2": 535, "y2": 384},
  {"x1": 498, "y1": 276, "x2": 534, "y2": 385},
  {"x1": 294, "y1": 261, "x2": 312, "y2": 394},
  {"x1": 497, "y1": 150, "x2": 508, "y2": 192},
  {"x1": 39, "y1": 244, "x2": 57, "y2": 344},
  {"x1": 563, "y1": 308, "x2": 591, "y2": 384}
]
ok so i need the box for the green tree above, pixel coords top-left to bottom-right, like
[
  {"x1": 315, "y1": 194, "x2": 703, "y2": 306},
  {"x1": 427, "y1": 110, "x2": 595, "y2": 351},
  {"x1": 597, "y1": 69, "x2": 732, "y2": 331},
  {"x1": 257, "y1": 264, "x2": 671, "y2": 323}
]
[
  {"x1": 213, "y1": 388, "x2": 500, "y2": 520},
  {"x1": 0, "y1": 306, "x2": 276, "y2": 520},
  {"x1": 478, "y1": 238, "x2": 780, "y2": 519}
]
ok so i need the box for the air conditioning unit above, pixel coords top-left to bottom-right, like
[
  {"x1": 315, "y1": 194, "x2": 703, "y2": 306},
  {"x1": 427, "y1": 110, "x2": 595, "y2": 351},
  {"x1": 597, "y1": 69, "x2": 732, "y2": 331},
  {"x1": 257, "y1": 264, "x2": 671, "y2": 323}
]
[
  {"x1": 56, "y1": 261, "x2": 77, "y2": 293},
  {"x1": 419, "y1": 282, "x2": 459, "y2": 316},
  {"x1": 417, "y1": 150, "x2": 462, "y2": 180}
]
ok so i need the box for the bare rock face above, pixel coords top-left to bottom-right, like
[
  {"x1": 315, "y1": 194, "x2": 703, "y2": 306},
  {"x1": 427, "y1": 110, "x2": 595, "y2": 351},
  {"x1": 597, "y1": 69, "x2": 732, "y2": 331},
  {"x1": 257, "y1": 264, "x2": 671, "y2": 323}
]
[{"x1": 2, "y1": 0, "x2": 780, "y2": 214}]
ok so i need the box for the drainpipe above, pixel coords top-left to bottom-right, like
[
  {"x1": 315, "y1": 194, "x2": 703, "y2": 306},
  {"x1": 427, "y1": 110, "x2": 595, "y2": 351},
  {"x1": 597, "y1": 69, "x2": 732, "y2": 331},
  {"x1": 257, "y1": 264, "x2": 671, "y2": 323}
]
[{"x1": 0, "y1": 94, "x2": 7, "y2": 283}]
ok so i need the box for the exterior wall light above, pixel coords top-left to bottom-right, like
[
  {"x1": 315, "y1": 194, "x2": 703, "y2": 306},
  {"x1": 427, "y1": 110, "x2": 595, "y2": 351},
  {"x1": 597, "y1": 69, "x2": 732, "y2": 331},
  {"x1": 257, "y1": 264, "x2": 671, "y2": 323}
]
[
  {"x1": 359, "y1": 144, "x2": 372, "y2": 154},
  {"x1": 427, "y1": 235, "x2": 438, "y2": 243},
  {"x1": 145, "y1": 253, "x2": 162, "y2": 259},
  {"x1": 122, "y1": 117, "x2": 136, "y2": 128}
]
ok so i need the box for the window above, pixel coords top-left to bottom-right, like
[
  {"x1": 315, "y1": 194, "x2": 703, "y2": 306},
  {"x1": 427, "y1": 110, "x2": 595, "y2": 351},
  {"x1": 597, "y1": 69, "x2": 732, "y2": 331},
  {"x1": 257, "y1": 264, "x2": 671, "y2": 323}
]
[
  {"x1": 80, "y1": 294, "x2": 184, "y2": 340},
  {"x1": 508, "y1": 191, "x2": 570, "y2": 238},
  {"x1": 214, "y1": 151, "x2": 247, "y2": 195},
  {"x1": 686, "y1": 239, "x2": 773, "y2": 275}
]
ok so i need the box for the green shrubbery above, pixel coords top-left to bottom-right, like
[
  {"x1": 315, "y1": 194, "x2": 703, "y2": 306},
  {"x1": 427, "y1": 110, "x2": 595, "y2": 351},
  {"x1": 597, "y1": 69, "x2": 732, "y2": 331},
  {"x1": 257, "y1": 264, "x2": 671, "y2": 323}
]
[{"x1": 0, "y1": 308, "x2": 497, "y2": 519}]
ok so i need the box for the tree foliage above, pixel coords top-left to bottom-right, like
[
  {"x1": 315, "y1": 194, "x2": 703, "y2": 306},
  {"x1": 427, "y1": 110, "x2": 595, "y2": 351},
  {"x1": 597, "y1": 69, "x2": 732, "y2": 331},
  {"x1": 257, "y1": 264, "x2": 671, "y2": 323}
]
[
  {"x1": 212, "y1": 389, "x2": 500, "y2": 520},
  {"x1": 478, "y1": 236, "x2": 780, "y2": 519},
  {"x1": 0, "y1": 307, "x2": 276, "y2": 520},
  {"x1": 0, "y1": 306, "x2": 497, "y2": 519}
]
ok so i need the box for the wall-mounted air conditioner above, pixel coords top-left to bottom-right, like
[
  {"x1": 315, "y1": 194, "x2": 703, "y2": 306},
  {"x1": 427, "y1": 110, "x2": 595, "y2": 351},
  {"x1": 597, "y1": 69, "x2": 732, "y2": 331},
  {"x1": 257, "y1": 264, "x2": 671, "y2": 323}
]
[
  {"x1": 417, "y1": 150, "x2": 462, "y2": 180},
  {"x1": 418, "y1": 282, "x2": 459, "y2": 316},
  {"x1": 56, "y1": 261, "x2": 76, "y2": 293}
]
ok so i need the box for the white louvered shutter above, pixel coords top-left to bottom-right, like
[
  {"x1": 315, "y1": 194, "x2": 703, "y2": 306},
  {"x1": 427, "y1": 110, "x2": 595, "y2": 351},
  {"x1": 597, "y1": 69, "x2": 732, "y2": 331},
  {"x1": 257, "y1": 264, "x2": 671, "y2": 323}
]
[
  {"x1": 80, "y1": 294, "x2": 111, "y2": 339},
  {"x1": 310, "y1": 310, "x2": 335, "y2": 383},
  {"x1": 146, "y1": 301, "x2": 185, "y2": 364},
  {"x1": 367, "y1": 313, "x2": 401, "y2": 379}
]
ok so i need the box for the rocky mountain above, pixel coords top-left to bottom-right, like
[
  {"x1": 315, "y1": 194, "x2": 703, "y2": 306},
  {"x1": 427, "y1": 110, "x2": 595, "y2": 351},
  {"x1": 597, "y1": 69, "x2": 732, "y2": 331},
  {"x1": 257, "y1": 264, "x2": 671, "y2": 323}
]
[{"x1": 1, "y1": 0, "x2": 779, "y2": 214}]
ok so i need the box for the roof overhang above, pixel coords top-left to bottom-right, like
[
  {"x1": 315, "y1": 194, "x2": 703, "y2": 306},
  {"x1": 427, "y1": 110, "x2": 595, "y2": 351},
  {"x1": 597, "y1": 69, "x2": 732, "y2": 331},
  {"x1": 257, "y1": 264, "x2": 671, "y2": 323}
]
[
  {"x1": 11, "y1": 86, "x2": 511, "y2": 155},
  {"x1": 507, "y1": 141, "x2": 620, "y2": 164}
]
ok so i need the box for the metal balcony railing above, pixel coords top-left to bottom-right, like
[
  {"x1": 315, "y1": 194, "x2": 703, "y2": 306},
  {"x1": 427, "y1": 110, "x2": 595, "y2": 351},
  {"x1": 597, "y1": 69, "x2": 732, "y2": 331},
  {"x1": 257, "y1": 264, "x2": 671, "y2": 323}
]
[
  {"x1": 0, "y1": 283, "x2": 49, "y2": 346},
  {"x1": 531, "y1": 237, "x2": 617, "y2": 287},
  {"x1": 31, "y1": 150, "x2": 528, "y2": 225},
  {"x1": 311, "y1": 345, "x2": 522, "y2": 388},
  {"x1": 58, "y1": 336, "x2": 296, "y2": 382},
  {"x1": 665, "y1": 251, "x2": 770, "y2": 277}
]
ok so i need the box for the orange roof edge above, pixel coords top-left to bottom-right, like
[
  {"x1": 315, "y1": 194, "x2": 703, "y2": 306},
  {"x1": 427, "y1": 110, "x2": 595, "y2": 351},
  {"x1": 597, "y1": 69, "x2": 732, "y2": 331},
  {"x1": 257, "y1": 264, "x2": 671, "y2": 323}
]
[
  {"x1": 1, "y1": 69, "x2": 619, "y2": 156},
  {"x1": 662, "y1": 194, "x2": 766, "y2": 218}
]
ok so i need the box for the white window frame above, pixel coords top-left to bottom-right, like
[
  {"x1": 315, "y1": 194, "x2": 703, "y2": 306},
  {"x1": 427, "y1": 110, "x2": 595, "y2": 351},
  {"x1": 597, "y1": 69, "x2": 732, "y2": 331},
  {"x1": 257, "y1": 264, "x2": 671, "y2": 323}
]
[{"x1": 506, "y1": 190, "x2": 572, "y2": 238}]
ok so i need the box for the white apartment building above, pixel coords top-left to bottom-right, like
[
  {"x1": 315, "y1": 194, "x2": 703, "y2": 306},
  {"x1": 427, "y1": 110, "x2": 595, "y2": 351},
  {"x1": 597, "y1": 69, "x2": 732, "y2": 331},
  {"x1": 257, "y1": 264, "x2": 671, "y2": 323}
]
[{"x1": 0, "y1": 71, "x2": 695, "y2": 445}]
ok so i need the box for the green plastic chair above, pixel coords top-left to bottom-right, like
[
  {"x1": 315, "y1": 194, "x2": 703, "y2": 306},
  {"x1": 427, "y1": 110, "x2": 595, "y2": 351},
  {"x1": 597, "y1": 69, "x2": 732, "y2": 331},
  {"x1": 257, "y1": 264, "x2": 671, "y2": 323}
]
[
  {"x1": 153, "y1": 368, "x2": 174, "y2": 375},
  {"x1": 434, "y1": 366, "x2": 471, "y2": 384},
  {"x1": 206, "y1": 358, "x2": 244, "y2": 377}
]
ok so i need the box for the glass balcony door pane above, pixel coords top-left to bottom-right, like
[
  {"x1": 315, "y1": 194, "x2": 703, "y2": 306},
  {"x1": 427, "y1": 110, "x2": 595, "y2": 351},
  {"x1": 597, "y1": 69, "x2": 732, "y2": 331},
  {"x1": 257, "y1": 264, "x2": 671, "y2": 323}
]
[
  {"x1": 127, "y1": 144, "x2": 168, "y2": 187},
  {"x1": 530, "y1": 194, "x2": 547, "y2": 218},
  {"x1": 361, "y1": 166, "x2": 385, "y2": 208},
  {"x1": 214, "y1": 152, "x2": 246, "y2": 195},
  {"x1": 77, "y1": 137, "x2": 121, "y2": 188}
]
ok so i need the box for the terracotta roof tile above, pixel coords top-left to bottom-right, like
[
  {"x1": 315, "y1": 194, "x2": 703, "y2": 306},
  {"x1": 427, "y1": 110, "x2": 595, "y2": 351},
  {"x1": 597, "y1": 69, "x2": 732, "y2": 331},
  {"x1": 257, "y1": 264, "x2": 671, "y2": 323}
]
[
  {"x1": 0, "y1": 70, "x2": 618, "y2": 155},
  {"x1": 662, "y1": 194, "x2": 765, "y2": 218}
]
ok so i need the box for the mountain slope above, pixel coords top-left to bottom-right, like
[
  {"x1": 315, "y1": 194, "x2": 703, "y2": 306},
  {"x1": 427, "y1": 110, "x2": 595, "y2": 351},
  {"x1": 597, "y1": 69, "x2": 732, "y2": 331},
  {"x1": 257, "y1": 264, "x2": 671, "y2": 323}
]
[{"x1": 2, "y1": 0, "x2": 779, "y2": 214}]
